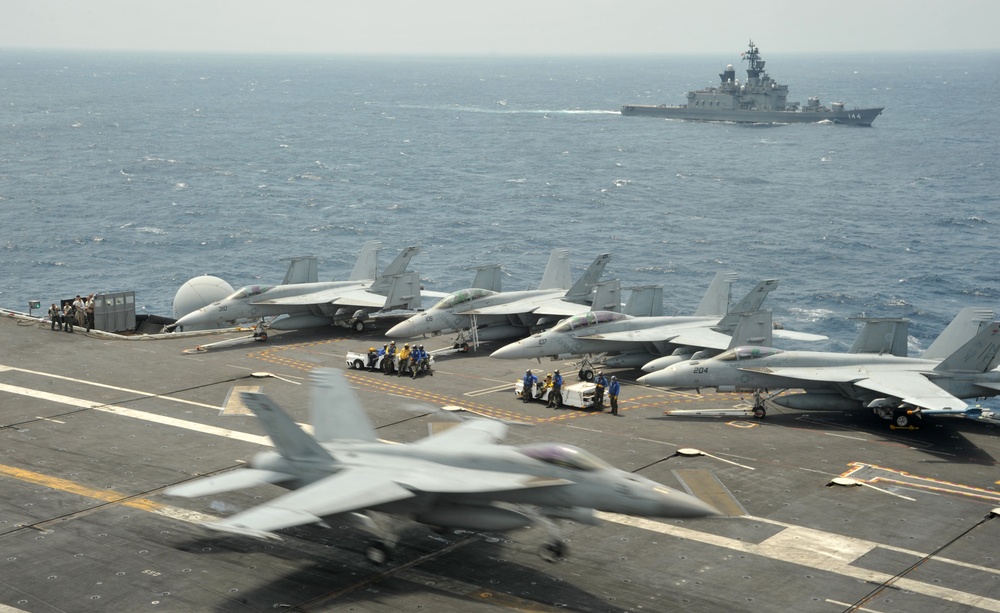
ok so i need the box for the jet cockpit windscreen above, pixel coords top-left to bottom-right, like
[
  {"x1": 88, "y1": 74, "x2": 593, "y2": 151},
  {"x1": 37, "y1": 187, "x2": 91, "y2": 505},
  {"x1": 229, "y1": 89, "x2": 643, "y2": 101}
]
[
  {"x1": 432, "y1": 288, "x2": 497, "y2": 310},
  {"x1": 715, "y1": 346, "x2": 784, "y2": 362},
  {"x1": 518, "y1": 443, "x2": 612, "y2": 471},
  {"x1": 552, "y1": 311, "x2": 629, "y2": 333},
  {"x1": 226, "y1": 285, "x2": 273, "y2": 301}
]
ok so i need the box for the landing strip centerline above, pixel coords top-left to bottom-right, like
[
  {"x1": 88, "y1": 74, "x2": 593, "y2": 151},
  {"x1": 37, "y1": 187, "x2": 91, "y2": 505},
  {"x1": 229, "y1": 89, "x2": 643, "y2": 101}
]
[{"x1": 2, "y1": 377, "x2": 999, "y2": 611}]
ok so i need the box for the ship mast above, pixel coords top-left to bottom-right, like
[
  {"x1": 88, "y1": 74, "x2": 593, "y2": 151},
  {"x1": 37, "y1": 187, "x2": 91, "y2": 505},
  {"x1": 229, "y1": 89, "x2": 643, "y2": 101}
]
[{"x1": 742, "y1": 39, "x2": 765, "y2": 86}]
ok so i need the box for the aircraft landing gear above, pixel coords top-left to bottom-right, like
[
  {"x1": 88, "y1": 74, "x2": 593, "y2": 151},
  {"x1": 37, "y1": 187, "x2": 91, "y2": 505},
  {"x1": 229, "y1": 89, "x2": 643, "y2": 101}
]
[
  {"x1": 540, "y1": 539, "x2": 567, "y2": 563},
  {"x1": 365, "y1": 539, "x2": 393, "y2": 565},
  {"x1": 751, "y1": 390, "x2": 766, "y2": 419},
  {"x1": 252, "y1": 320, "x2": 268, "y2": 342},
  {"x1": 353, "y1": 319, "x2": 366, "y2": 333}
]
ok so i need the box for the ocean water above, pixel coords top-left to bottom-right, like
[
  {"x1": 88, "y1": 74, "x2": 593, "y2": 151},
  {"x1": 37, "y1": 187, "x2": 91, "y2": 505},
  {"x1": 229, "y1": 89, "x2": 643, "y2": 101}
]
[{"x1": 2, "y1": 50, "x2": 999, "y2": 352}]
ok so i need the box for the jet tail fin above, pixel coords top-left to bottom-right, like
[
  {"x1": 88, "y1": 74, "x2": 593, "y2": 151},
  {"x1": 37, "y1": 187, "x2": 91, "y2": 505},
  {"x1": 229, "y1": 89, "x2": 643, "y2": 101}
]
[
  {"x1": 716, "y1": 280, "x2": 778, "y2": 330},
  {"x1": 848, "y1": 318, "x2": 909, "y2": 356},
  {"x1": 377, "y1": 271, "x2": 422, "y2": 310},
  {"x1": 348, "y1": 241, "x2": 383, "y2": 281},
  {"x1": 240, "y1": 391, "x2": 334, "y2": 463},
  {"x1": 470, "y1": 264, "x2": 503, "y2": 292},
  {"x1": 370, "y1": 246, "x2": 420, "y2": 293},
  {"x1": 693, "y1": 272, "x2": 737, "y2": 317},
  {"x1": 309, "y1": 369, "x2": 376, "y2": 442},
  {"x1": 726, "y1": 310, "x2": 773, "y2": 348},
  {"x1": 934, "y1": 321, "x2": 1000, "y2": 373},
  {"x1": 280, "y1": 256, "x2": 319, "y2": 285},
  {"x1": 623, "y1": 285, "x2": 663, "y2": 316},
  {"x1": 590, "y1": 279, "x2": 621, "y2": 312},
  {"x1": 923, "y1": 307, "x2": 994, "y2": 360},
  {"x1": 537, "y1": 248, "x2": 572, "y2": 290},
  {"x1": 564, "y1": 253, "x2": 613, "y2": 301}
]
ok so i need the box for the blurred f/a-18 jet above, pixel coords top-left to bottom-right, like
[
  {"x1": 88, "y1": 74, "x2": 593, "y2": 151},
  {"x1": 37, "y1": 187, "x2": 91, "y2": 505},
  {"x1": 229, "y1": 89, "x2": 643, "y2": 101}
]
[
  {"x1": 638, "y1": 307, "x2": 1000, "y2": 427},
  {"x1": 385, "y1": 250, "x2": 613, "y2": 349},
  {"x1": 170, "y1": 241, "x2": 423, "y2": 334},
  {"x1": 165, "y1": 369, "x2": 716, "y2": 564},
  {"x1": 490, "y1": 275, "x2": 826, "y2": 379}
]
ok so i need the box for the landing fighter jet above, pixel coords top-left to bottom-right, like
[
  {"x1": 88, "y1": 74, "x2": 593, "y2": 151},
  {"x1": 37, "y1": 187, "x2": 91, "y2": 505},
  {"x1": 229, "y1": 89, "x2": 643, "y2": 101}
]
[
  {"x1": 385, "y1": 250, "x2": 613, "y2": 348},
  {"x1": 491, "y1": 277, "x2": 825, "y2": 376},
  {"x1": 165, "y1": 369, "x2": 717, "y2": 563},
  {"x1": 171, "y1": 242, "x2": 422, "y2": 334},
  {"x1": 638, "y1": 309, "x2": 1000, "y2": 427}
]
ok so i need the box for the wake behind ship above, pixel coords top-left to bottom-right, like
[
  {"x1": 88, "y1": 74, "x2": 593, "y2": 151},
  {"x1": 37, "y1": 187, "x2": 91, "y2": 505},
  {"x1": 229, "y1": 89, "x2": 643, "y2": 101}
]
[{"x1": 621, "y1": 40, "x2": 883, "y2": 125}]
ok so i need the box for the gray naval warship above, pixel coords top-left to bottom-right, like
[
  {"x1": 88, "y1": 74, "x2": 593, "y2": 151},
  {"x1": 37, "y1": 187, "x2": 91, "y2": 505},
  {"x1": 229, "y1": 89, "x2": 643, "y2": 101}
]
[{"x1": 621, "y1": 40, "x2": 884, "y2": 125}]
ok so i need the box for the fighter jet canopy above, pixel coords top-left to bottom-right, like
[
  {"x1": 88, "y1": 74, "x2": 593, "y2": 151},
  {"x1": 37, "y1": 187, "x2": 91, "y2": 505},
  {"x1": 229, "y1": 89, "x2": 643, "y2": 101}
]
[
  {"x1": 431, "y1": 288, "x2": 498, "y2": 310},
  {"x1": 715, "y1": 346, "x2": 785, "y2": 362},
  {"x1": 226, "y1": 285, "x2": 274, "y2": 301},
  {"x1": 552, "y1": 311, "x2": 629, "y2": 333},
  {"x1": 517, "y1": 443, "x2": 612, "y2": 471}
]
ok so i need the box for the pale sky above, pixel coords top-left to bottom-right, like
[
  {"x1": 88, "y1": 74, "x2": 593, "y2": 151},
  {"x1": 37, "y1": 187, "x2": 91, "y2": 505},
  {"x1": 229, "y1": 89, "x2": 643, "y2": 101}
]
[{"x1": 2, "y1": 0, "x2": 997, "y2": 56}]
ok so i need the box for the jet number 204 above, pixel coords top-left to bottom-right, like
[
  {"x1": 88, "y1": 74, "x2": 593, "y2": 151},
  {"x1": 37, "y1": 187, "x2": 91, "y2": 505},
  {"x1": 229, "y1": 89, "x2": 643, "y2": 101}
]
[{"x1": 693, "y1": 367, "x2": 709, "y2": 374}]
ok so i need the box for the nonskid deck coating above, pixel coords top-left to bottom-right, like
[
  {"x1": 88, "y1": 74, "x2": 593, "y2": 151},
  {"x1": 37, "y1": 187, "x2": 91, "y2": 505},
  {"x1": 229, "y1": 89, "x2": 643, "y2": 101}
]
[{"x1": 0, "y1": 314, "x2": 998, "y2": 613}]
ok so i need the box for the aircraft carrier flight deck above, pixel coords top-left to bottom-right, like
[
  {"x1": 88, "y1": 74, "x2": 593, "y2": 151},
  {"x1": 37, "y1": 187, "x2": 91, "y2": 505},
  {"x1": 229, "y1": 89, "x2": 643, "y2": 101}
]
[{"x1": 1, "y1": 313, "x2": 998, "y2": 613}]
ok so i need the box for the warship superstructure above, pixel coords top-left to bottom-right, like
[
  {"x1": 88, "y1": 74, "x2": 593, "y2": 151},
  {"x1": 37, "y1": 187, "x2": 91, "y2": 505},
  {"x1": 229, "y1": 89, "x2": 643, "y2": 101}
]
[{"x1": 621, "y1": 40, "x2": 883, "y2": 125}]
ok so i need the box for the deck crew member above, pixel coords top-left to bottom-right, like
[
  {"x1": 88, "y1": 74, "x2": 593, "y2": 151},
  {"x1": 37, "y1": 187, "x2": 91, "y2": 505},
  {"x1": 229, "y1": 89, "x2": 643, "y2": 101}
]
[
  {"x1": 547, "y1": 369, "x2": 563, "y2": 408},
  {"x1": 84, "y1": 295, "x2": 95, "y2": 332},
  {"x1": 48, "y1": 303, "x2": 62, "y2": 331},
  {"x1": 594, "y1": 371, "x2": 608, "y2": 408},
  {"x1": 396, "y1": 343, "x2": 411, "y2": 376},
  {"x1": 521, "y1": 369, "x2": 537, "y2": 402},
  {"x1": 62, "y1": 303, "x2": 75, "y2": 333},
  {"x1": 608, "y1": 376, "x2": 621, "y2": 415}
]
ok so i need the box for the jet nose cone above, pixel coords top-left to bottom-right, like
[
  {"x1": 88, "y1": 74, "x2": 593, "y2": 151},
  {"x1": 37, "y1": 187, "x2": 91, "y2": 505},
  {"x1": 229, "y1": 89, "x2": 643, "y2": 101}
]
[
  {"x1": 662, "y1": 490, "x2": 719, "y2": 518},
  {"x1": 172, "y1": 308, "x2": 211, "y2": 330},
  {"x1": 385, "y1": 319, "x2": 415, "y2": 338},
  {"x1": 637, "y1": 368, "x2": 675, "y2": 388},
  {"x1": 489, "y1": 343, "x2": 520, "y2": 359}
]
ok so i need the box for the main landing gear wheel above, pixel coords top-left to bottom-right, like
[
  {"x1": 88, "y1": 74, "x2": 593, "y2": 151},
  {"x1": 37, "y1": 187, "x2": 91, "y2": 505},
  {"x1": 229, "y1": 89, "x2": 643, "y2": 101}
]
[
  {"x1": 893, "y1": 412, "x2": 910, "y2": 428},
  {"x1": 454, "y1": 342, "x2": 470, "y2": 353},
  {"x1": 353, "y1": 319, "x2": 366, "y2": 333},
  {"x1": 579, "y1": 369, "x2": 595, "y2": 382},
  {"x1": 753, "y1": 406, "x2": 766, "y2": 419},
  {"x1": 365, "y1": 540, "x2": 392, "y2": 565},
  {"x1": 540, "y1": 539, "x2": 567, "y2": 563},
  {"x1": 253, "y1": 332, "x2": 268, "y2": 342}
]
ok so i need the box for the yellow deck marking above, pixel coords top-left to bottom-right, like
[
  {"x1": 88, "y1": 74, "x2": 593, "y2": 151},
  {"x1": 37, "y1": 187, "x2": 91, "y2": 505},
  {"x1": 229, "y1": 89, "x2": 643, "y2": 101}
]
[
  {"x1": 842, "y1": 462, "x2": 1000, "y2": 504},
  {"x1": 0, "y1": 463, "x2": 214, "y2": 525}
]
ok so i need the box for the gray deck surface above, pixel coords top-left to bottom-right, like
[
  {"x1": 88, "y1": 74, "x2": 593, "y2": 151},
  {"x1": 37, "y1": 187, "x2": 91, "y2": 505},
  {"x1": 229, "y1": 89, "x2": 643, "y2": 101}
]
[{"x1": 1, "y1": 313, "x2": 998, "y2": 613}]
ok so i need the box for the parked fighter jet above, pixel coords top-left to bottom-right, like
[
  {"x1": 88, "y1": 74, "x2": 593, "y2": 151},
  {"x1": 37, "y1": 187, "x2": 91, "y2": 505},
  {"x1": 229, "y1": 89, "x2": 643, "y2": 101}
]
[
  {"x1": 165, "y1": 369, "x2": 717, "y2": 563},
  {"x1": 385, "y1": 250, "x2": 613, "y2": 349},
  {"x1": 170, "y1": 242, "x2": 422, "y2": 334},
  {"x1": 638, "y1": 309, "x2": 1000, "y2": 427},
  {"x1": 491, "y1": 277, "x2": 826, "y2": 377}
]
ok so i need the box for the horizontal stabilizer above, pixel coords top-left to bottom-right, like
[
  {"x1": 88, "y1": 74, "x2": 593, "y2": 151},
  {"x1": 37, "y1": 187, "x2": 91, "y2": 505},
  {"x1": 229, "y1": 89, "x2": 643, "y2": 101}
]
[{"x1": 165, "y1": 468, "x2": 296, "y2": 498}]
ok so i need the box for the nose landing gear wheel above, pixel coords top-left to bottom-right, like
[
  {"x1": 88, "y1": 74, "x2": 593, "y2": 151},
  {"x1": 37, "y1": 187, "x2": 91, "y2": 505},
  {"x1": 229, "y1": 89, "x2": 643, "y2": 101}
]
[
  {"x1": 540, "y1": 539, "x2": 566, "y2": 563},
  {"x1": 366, "y1": 540, "x2": 392, "y2": 565}
]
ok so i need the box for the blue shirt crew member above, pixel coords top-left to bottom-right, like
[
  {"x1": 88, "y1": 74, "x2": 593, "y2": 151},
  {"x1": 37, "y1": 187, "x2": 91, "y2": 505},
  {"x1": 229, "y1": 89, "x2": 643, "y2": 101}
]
[
  {"x1": 547, "y1": 370, "x2": 563, "y2": 408},
  {"x1": 608, "y1": 376, "x2": 621, "y2": 415},
  {"x1": 594, "y1": 372, "x2": 608, "y2": 409},
  {"x1": 521, "y1": 369, "x2": 537, "y2": 402}
]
